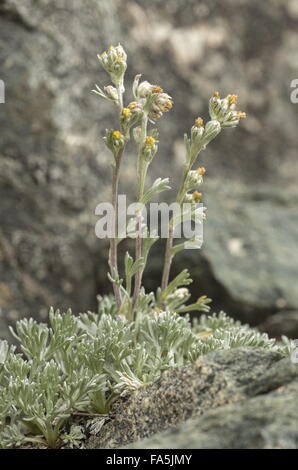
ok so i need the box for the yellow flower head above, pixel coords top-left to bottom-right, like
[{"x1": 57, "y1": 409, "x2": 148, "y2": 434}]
[
  {"x1": 155, "y1": 94, "x2": 173, "y2": 113},
  {"x1": 193, "y1": 191, "x2": 202, "y2": 203},
  {"x1": 227, "y1": 94, "x2": 238, "y2": 105},
  {"x1": 237, "y1": 111, "x2": 247, "y2": 119},
  {"x1": 195, "y1": 117, "x2": 204, "y2": 128},
  {"x1": 128, "y1": 101, "x2": 142, "y2": 112},
  {"x1": 196, "y1": 167, "x2": 206, "y2": 176},
  {"x1": 145, "y1": 136, "x2": 156, "y2": 147},
  {"x1": 150, "y1": 111, "x2": 162, "y2": 119},
  {"x1": 122, "y1": 108, "x2": 131, "y2": 119},
  {"x1": 151, "y1": 85, "x2": 163, "y2": 94},
  {"x1": 163, "y1": 99, "x2": 173, "y2": 110},
  {"x1": 112, "y1": 130, "x2": 122, "y2": 140}
]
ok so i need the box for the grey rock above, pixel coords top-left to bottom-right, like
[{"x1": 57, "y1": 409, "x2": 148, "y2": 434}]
[
  {"x1": 126, "y1": 350, "x2": 298, "y2": 449},
  {"x1": 192, "y1": 181, "x2": 298, "y2": 324},
  {"x1": 86, "y1": 347, "x2": 282, "y2": 448},
  {"x1": 130, "y1": 382, "x2": 298, "y2": 449},
  {"x1": 259, "y1": 311, "x2": 298, "y2": 339}
]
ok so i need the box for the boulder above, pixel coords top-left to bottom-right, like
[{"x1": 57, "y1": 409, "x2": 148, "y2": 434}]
[
  {"x1": 86, "y1": 347, "x2": 286, "y2": 448},
  {"x1": 129, "y1": 381, "x2": 298, "y2": 449}
]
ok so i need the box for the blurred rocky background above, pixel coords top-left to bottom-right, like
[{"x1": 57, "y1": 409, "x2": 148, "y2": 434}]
[{"x1": 0, "y1": 0, "x2": 298, "y2": 339}]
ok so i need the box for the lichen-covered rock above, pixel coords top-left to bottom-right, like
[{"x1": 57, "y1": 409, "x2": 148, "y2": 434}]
[
  {"x1": 130, "y1": 381, "x2": 298, "y2": 449},
  {"x1": 86, "y1": 348, "x2": 282, "y2": 448},
  {"x1": 127, "y1": 352, "x2": 298, "y2": 449}
]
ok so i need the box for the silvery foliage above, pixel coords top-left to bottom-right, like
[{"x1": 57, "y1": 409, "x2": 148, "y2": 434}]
[{"x1": 0, "y1": 299, "x2": 295, "y2": 449}]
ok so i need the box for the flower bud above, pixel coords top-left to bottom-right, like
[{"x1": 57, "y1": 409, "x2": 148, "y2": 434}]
[
  {"x1": 168, "y1": 288, "x2": 190, "y2": 301},
  {"x1": 183, "y1": 193, "x2": 194, "y2": 203},
  {"x1": 103, "y1": 85, "x2": 119, "y2": 102},
  {"x1": 137, "y1": 81, "x2": 153, "y2": 98},
  {"x1": 227, "y1": 94, "x2": 238, "y2": 105},
  {"x1": 103, "y1": 129, "x2": 125, "y2": 160},
  {"x1": 197, "y1": 167, "x2": 206, "y2": 176},
  {"x1": 191, "y1": 118, "x2": 205, "y2": 144},
  {"x1": 185, "y1": 170, "x2": 203, "y2": 191},
  {"x1": 128, "y1": 101, "x2": 143, "y2": 113},
  {"x1": 122, "y1": 108, "x2": 132, "y2": 119},
  {"x1": 141, "y1": 136, "x2": 158, "y2": 162},
  {"x1": 145, "y1": 136, "x2": 156, "y2": 147},
  {"x1": 195, "y1": 117, "x2": 204, "y2": 128},
  {"x1": 192, "y1": 191, "x2": 203, "y2": 203},
  {"x1": 120, "y1": 104, "x2": 143, "y2": 134},
  {"x1": 176, "y1": 288, "x2": 190, "y2": 299},
  {"x1": 136, "y1": 81, "x2": 163, "y2": 98},
  {"x1": 202, "y1": 120, "x2": 221, "y2": 145},
  {"x1": 98, "y1": 44, "x2": 127, "y2": 86}
]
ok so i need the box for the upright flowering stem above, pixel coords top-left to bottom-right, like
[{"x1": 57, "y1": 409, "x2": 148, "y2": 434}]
[
  {"x1": 161, "y1": 162, "x2": 190, "y2": 292},
  {"x1": 95, "y1": 48, "x2": 245, "y2": 317},
  {"x1": 161, "y1": 223, "x2": 174, "y2": 292},
  {"x1": 161, "y1": 95, "x2": 246, "y2": 294},
  {"x1": 132, "y1": 112, "x2": 148, "y2": 312},
  {"x1": 161, "y1": 143, "x2": 204, "y2": 292},
  {"x1": 109, "y1": 81, "x2": 125, "y2": 309}
]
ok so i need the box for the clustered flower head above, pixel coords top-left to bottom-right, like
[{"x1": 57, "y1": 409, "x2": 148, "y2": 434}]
[
  {"x1": 209, "y1": 91, "x2": 246, "y2": 128},
  {"x1": 149, "y1": 91, "x2": 173, "y2": 119},
  {"x1": 95, "y1": 45, "x2": 173, "y2": 129},
  {"x1": 103, "y1": 85, "x2": 119, "y2": 102},
  {"x1": 134, "y1": 77, "x2": 173, "y2": 120},
  {"x1": 184, "y1": 90, "x2": 246, "y2": 171},
  {"x1": 97, "y1": 44, "x2": 127, "y2": 86}
]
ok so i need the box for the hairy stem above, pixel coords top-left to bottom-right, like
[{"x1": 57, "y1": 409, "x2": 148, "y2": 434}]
[
  {"x1": 161, "y1": 147, "x2": 200, "y2": 292},
  {"x1": 108, "y1": 80, "x2": 125, "y2": 309},
  {"x1": 161, "y1": 222, "x2": 174, "y2": 291},
  {"x1": 132, "y1": 113, "x2": 148, "y2": 312},
  {"x1": 109, "y1": 154, "x2": 123, "y2": 309}
]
